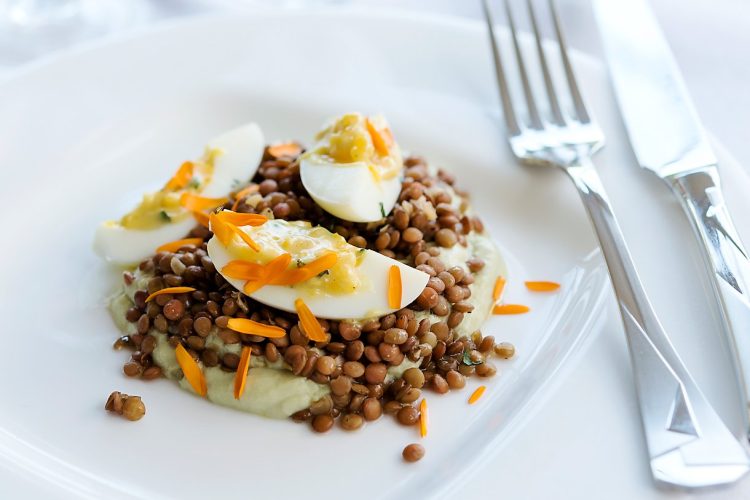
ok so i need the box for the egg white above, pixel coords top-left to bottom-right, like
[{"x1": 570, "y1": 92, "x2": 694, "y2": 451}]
[
  {"x1": 207, "y1": 236, "x2": 430, "y2": 320},
  {"x1": 94, "y1": 122, "x2": 264, "y2": 266},
  {"x1": 300, "y1": 158, "x2": 402, "y2": 223}
]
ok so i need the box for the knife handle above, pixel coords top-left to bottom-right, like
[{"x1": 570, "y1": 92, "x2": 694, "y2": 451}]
[
  {"x1": 671, "y1": 166, "x2": 750, "y2": 434},
  {"x1": 567, "y1": 160, "x2": 740, "y2": 461}
]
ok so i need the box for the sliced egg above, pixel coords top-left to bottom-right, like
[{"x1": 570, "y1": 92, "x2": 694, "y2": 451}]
[
  {"x1": 206, "y1": 218, "x2": 429, "y2": 320},
  {"x1": 300, "y1": 113, "x2": 403, "y2": 223},
  {"x1": 94, "y1": 123, "x2": 264, "y2": 265}
]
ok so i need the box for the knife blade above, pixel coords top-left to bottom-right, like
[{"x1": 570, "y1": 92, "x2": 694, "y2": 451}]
[{"x1": 594, "y1": 0, "x2": 750, "y2": 440}]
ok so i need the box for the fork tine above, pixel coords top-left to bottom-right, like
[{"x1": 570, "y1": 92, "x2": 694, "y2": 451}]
[
  {"x1": 481, "y1": 0, "x2": 521, "y2": 136},
  {"x1": 527, "y1": 0, "x2": 565, "y2": 126},
  {"x1": 548, "y1": 0, "x2": 591, "y2": 123},
  {"x1": 503, "y1": 0, "x2": 544, "y2": 130}
]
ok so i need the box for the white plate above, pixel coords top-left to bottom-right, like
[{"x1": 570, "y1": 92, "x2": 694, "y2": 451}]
[{"x1": 0, "y1": 10, "x2": 612, "y2": 499}]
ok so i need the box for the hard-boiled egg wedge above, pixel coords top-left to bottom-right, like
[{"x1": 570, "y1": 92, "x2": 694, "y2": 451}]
[
  {"x1": 300, "y1": 113, "x2": 403, "y2": 223},
  {"x1": 94, "y1": 123, "x2": 264, "y2": 265},
  {"x1": 207, "y1": 217, "x2": 430, "y2": 320}
]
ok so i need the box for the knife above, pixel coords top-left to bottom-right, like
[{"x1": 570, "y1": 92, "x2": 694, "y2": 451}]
[{"x1": 593, "y1": 0, "x2": 750, "y2": 440}]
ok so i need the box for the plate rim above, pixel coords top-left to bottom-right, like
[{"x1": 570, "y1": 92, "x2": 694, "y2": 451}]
[{"x1": 0, "y1": 9, "x2": 612, "y2": 499}]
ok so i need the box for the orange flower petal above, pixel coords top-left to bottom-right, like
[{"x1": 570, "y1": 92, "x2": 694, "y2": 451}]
[
  {"x1": 164, "y1": 161, "x2": 194, "y2": 191},
  {"x1": 492, "y1": 277, "x2": 506, "y2": 303},
  {"x1": 271, "y1": 252, "x2": 337, "y2": 285},
  {"x1": 294, "y1": 298, "x2": 327, "y2": 342},
  {"x1": 192, "y1": 210, "x2": 210, "y2": 228},
  {"x1": 208, "y1": 212, "x2": 233, "y2": 245},
  {"x1": 215, "y1": 210, "x2": 267, "y2": 227},
  {"x1": 525, "y1": 281, "x2": 561, "y2": 292},
  {"x1": 264, "y1": 253, "x2": 292, "y2": 278},
  {"x1": 231, "y1": 225, "x2": 261, "y2": 252},
  {"x1": 234, "y1": 346, "x2": 252, "y2": 400},
  {"x1": 388, "y1": 265, "x2": 402, "y2": 309},
  {"x1": 419, "y1": 398, "x2": 428, "y2": 438},
  {"x1": 175, "y1": 343, "x2": 206, "y2": 397},
  {"x1": 221, "y1": 260, "x2": 266, "y2": 281},
  {"x1": 226, "y1": 318, "x2": 286, "y2": 338},
  {"x1": 267, "y1": 142, "x2": 303, "y2": 159},
  {"x1": 492, "y1": 304, "x2": 530, "y2": 315},
  {"x1": 156, "y1": 237, "x2": 203, "y2": 253},
  {"x1": 180, "y1": 192, "x2": 227, "y2": 212},
  {"x1": 232, "y1": 184, "x2": 260, "y2": 211},
  {"x1": 468, "y1": 385, "x2": 486, "y2": 405},
  {"x1": 145, "y1": 286, "x2": 196, "y2": 303},
  {"x1": 243, "y1": 279, "x2": 266, "y2": 295},
  {"x1": 366, "y1": 118, "x2": 392, "y2": 156}
]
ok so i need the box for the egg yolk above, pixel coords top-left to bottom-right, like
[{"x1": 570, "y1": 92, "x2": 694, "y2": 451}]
[
  {"x1": 226, "y1": 220, "x2": 365, "y2": 295},
  {"x1": 310, "y1": 113, "x2": 402, "y2": 181},
  {"x1": 118, "y1": 148, "x2": 220, "y2": 230}
]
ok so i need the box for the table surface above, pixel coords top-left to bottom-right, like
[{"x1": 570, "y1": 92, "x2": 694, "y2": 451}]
[{"x1": 2, "y1": 1, "x2": 749, "y2": 498}]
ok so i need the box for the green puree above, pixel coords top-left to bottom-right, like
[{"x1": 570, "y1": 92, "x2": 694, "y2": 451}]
[{"x1": 107, "y1": 231, "x2": 503, "y2": 419}]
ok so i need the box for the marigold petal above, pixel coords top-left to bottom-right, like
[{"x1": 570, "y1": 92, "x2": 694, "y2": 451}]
[
  {"x1": 175, "y1": 344, "x2": 206, "y2": 397},
  {"x1": 366, "y1": 118, "x2": 392, "y2": 156},
  {"x1": 267, "y1": 142, "x2": 303, "y2": 159},
  {"x1": 145, "y1": 287, "x2": 196, "y2": 302},
  {"x1": 164, "y1": 161, "x2": 194, "y2": 191},
  {"x1": 492, "y1": 304, "x2": 530, "y2": 315},
  {"x1": 234, "y1": 346, "x2": 252, "y2": 400},
  {"x1": 231, "y1": 184, "x2": 260, "y2": 211},
  {"x1": 388, "y1": 265, "x2": 402, "y2": 309},
  {"x1": 226, "y1": 318, "x2": 286, "y2": 338},
  {"x1": 525, "y1": 281, "x2": 561, "y2": 292},
  {"x1": 294, "y1": 298, "x2": 327, "y2": 342},
  {"x1": 222, "y1": 260, "x2": 266, "y2": 281},
  {"x1": 231, "y1": 225, "x2": 261, "y2": 252},
  {"x1": 180, "y1": 192, "x2": 227, "y2": 212},
  {"x1": 492, "y1": 277, "x2": 506, "y2": 303},
  {"x1": 419, "y1": 398, "x2": 428, "y2": 438},
  {"x1": 156, "y1": 237, "x2": 203, "y2": 253},
  {"x1": 216, "y1": 210, "x2": 267, "y2": 227},
  {"x1": 468, "y1": 386, "x2": 486, "y2": 405},
  {"x1": 192, "y1": 211, "x2": 210, "y2": 228}
]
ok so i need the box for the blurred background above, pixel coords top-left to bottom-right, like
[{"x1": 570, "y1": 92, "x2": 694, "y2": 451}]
[{"x1": 0, "y1": 0, "x2": 748, "y2": 167}]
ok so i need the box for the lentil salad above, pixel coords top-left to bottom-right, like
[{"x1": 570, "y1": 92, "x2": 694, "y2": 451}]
[{"x1": 105, "y1": 125, "x2": 516, "y2": 435}]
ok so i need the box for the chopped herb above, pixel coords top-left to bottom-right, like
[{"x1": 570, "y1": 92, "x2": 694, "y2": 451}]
[
  {"x1": 187, "y1": 178, "x2": 201, "y2": 189},
  {"x1": 379, "y1": 202, "x2": 386, "y2": 218},
  {"x1": 462, "y1": 349, "x2": 483, "y2": 366},
  {"x1": 159, "y1": 210, "x2": 172, "y2": 222},
  {"x1": 317, "y1": 270, "x2": 330, "y2": 278},
  {"x1": 358, "y1": 248, "x2": 366, "y2": 254},
  {"x1": 231, "y1": 178, "x2": 242, "y2": 189},
  {"x1": 296, "y1": 259, "x2": 305, "y2": 268}
]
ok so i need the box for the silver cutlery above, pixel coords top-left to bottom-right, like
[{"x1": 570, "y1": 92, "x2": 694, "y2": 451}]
[
  {"x1": 481, "y1": 0, "x2": 749, "y2": 488},
  {"x1": 593, "y1": 0, "x2": 750, "y2": 445}
]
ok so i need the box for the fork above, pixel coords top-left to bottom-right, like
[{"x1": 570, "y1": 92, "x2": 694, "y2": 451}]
[{"x1": 481, "y1": 0, "x2": 750, "y2": 488}]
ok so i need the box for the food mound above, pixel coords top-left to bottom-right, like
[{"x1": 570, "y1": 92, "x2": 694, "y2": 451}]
[{"x1": 97, "y1": 112, "x2": 512, "y2": 433}]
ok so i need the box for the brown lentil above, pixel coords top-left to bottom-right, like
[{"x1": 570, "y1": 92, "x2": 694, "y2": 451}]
[
  {"x1": 397, "y1": 405, "x2": 420, "y2": 426},
  {"x1": 365, "y1": 363, "x2": 387, "y2": 384},
  {"x1": 494, "y1": 342, "x2": 516, "y2": 359},
  {"x1": 142, "y1": 366, "x2": 162, "y2": 380},
  {"x1": 340, "y1": 413, "x2": 364, "y2": 431},
  {"x1": 476, "y1": 362, "x2": 498, "y2": 377},
  {"x1": 312, "y1": 414, "x2": 334, "y2": 433},
  {"x1": 123, "y1": 362, "x2": 141, "y2": 377},
  {"x1": 445, "y1": 370, "x2": 466, "y2": 389},
  {"x1": 432, "y1": 374, "x2": 450, "y2": 394},
  {"x1": 163, "y1": 300, "x2": 185, "y2": 321},
  {"x1": 122, "y1": 396, "x2": 146, "y2": 421},
  {"x1": 403, "y1": 443, "x2": 425, "y2": 462}
]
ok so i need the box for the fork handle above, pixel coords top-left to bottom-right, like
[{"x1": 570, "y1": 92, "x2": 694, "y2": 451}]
[
  {"x1": 566, "y1": 158, "x2": 746, "y2": 466},
  {"x1": 670, "y1": 166, "x2": 750, "y2": 435}
]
